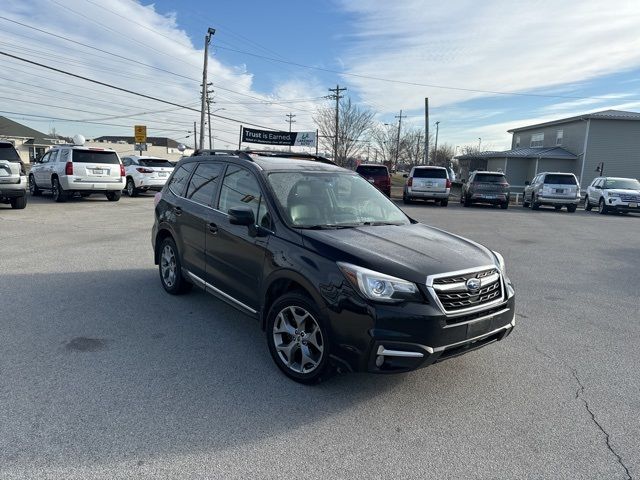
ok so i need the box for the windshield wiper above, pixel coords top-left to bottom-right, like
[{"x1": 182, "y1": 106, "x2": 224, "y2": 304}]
[
  {"x1": 295, "y1": 224, "x2": 358, "y2": 230},
  {"x1": 359, "y1": 221, "x2": 404, "y2": 226}
]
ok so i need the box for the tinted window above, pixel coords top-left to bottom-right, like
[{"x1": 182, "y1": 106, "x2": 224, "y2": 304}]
[
  {"x1": 356, "y1": 166, "x2": 388, "y2": 176},
  {"x1": 139, "y1": 158, "x2": 174, "y2": 168},
  {"x1": 167, "y1": 162, "x2": 196, "y2": 196},
  {"x1": 413, "y1": 168, "x2": 447, "y2": 178},
  {"x1": 544, "y1": 174, "x2": 576, "y2": 185},
  {"x1": 72, "y1": 150, "x2": 120, "y2": 164},
  {"x1": 604, "y1": 178, "x2": 640, "y2": 190},
  {"x1": 219, "y1": 166, "x2": 270, "y2": 227},
  {"x1": 474, "y1": 173, "x2": 505, "y2": 183},
  {"x1": 186, "y1": 163, "x2": 222, "y2": 206},
  {"x1": 0, "y1": 143, "x2": 21, "y2": 162}
]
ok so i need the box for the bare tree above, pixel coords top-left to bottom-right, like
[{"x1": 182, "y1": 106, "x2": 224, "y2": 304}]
[
  {"x1": 429, "y1": 143, "x2": 456, "y2": 167},
  {"x1": 314, "y1": 98, "x2": 375, "y2": 167}
]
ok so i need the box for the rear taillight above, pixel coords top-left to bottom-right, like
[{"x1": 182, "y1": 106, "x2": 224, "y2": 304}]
[
  {"x1": 446, "y1": 179, "x2": 451, "y2": 188},
  {"x1": 408, "y1": 177, "x2": 413, "y2": 187},
  {"x1": 65, "y1": 162, "x2": 73, "y2": 175},
  {"x1": 120, "y1": 164, "x2": 125, "y2": 176},
  {"x1": 136, "y1": 167, "x2": 153, "y2": 174},
  {"x1": 154, "y1": 192, "x2": 162, "y2": 206}
]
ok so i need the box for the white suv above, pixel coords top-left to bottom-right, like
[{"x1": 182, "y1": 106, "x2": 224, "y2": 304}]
[
  {"x1": 121, "y1": 155, "x2": 174, "y2": 197},
  {"x1": 584, "y1": 176, "x2": 640, "y2": 214},
  {"x1": 29, "y1": 138, "x2": 124, "y2": 202},
  {"x1": 0, "y1": 141, "x2": 28, "y2": 209},
  {"x1": 402, "y1": 166, "x2": 451, "y2": 206}
]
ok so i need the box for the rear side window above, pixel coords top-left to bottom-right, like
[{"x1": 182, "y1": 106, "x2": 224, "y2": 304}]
[
  {"x1": 0, "y1": 143, "x2": 21, "y2": 162},
  {"x1": 139, "y1": 158, "x2": 174, "y2": 168},
  {"x1": 356, "y1": 166, "x2": 388, "y2": 176},
  {"x1": 413, "y1": 168, "x2": 447, "y2": 178},
  {"x1": 72, "y1": 150, "x2": 120, "y2": 164},
  {"x1": 474, "y1": 173, "x2": 505, "y2": 183},
  {"x1": 186, "y1": 163, "x2": 223, "y2": 207},
  {"x1": 167, "y1": 162, "x2": 196, "y2": 197},
  {"x1": 544, "y1": 174, "x2": 576, "y2": 185}
]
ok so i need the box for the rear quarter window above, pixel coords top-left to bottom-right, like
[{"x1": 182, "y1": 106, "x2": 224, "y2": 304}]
[
  {"x1": 413, "y1": 168, "x2": 447, "y2": 178},
  {"x1": 544, "y1": 174, "x2": 576, "y2": 185}
]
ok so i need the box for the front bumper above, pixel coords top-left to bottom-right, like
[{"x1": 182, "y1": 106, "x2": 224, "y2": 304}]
[{"x1": 605, "y1": 198, "x2": 640, "y2": 212}]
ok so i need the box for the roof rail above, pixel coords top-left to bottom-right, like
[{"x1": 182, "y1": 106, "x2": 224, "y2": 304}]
[
  {"x1": 240, "y1": 150, "x2": 336, "y2": 165},
  {"x1": 191, "y1": 149, "x2": 254, "y2": 162}
]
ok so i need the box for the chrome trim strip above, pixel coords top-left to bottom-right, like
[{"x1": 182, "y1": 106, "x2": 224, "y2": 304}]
[
  {"x1": 186, "y1": 271, "x2": 257, "y2": 314},
  {"x1": 432, "y1": 272, "x2": 500, "y2": 293},
  {"x1": 376, "y1": 346, "x2": 424, "y2": 358},
  {"x1": 429, "y1": 321, "x2": 514, "y2": 353}
]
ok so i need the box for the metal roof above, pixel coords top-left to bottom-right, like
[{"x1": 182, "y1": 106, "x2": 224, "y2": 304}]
[
  {"x1": 508, "y1": 109, "x2": 640, "y2": 133},
  {"x1": 456, "y1": 147, "x2": 577, "y2": 161}
]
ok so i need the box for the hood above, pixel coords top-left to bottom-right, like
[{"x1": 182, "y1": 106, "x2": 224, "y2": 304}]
[
  {"x1": 300, "y1": 223, "x2": 496, "y2": 284},
  {"x1": 606, "y1": 188, "x2": 640, "y2": 195}
]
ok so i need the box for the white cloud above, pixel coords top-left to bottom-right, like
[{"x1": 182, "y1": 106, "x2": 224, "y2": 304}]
[{"x1": 337, "y1": 0, "x2": 640, "y2": 113}]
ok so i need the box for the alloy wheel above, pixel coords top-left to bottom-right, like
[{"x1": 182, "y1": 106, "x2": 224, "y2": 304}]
[
  {"x1": 160, "y1": 244, "x2": 177, "y2": 288},
  {"x1": 272, "y1": 306, "x2": 324, "y2": 374}
]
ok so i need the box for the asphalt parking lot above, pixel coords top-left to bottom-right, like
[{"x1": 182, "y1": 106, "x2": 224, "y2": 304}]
[{"x1": 1, "y1": 194, "x2": 638, "y2": 479}]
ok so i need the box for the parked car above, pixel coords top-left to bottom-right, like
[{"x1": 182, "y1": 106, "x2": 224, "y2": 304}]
[
  {"x1": 122, "y1": 155, "x2": 175, "y2": 197},
  {"x1": 355, "y1": 164, "x2": 391, "y2": 196},
  {"x1": 584, "y1": 176, "x2": 640, "y2": 214},
  {"x1": 29, "y1": 136, "x2": 124, "y2": 202},
  {"x1": 0, "y1": 141, "x2": 27, "y2": 209},
  {"x1": 522, "y1": 172, "x2": 580, "y2": 212},
  {"x1": 403, "y1": 166, "x2": 451, "y2": 206},
  {"x1": 461, "y1": 171, "x2": 510, "y2": 209},
  {"x1": 152, "y1": 150, "x2": 515, "y2": 384}
]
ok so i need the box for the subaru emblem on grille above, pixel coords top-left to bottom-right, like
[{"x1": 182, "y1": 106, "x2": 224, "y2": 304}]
[{"x1": 466, "y1": 278, "x2": 481, "y2": 293}]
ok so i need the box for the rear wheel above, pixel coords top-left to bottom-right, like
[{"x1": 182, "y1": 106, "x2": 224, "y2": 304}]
[
  {"x1": 106, "y1": 191, "x2": 121, "y2": 202},
  {"x1": 584, "y1": 196, "x2": 592, "y2": 211},
  {"x1": 598, "y1": 198, "x2": 608, "y2": 214},
  {"x1": 440, "y1": 199, "x2": 448, "y2": 207},
  {"x1": 500, "y1": 202, "x2": 508, "y2": 209},
  {"x1": 266, "y1": 292, "x2": 332, "y2": 384},
  {"x1": 463, "y1": 195, "x2": 471, "y2": 207},
  {"x1": 126, "y1": 177, "x2": 138, "y2": 197},
  {"x1": 554, "y1": 205, "x2": 562, "y2": 211},
  {"x1": 10, "y1": 195, "x2": 27, "y2": 209},
  {"x1": 567, "y1": 204, "x2": 577, "y2": 213},
  {"x1": 158, "y1": 237, "x2": 192, "y2": 295},
  {"x1": 402, "y1": 193, "x2": 411, "y2": 204},
  {"x1": 51, "y1": 177, "x2": 67, "y2": 202},
  {"x1": 29, "y1": 175, "x2": 41, "y2": 196}
]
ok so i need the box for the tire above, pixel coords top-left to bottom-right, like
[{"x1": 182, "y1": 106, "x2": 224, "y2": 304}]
[
  {"x1": 29, "y1": 175, "x2": 41, "y2": 196},
  {"x1": 106, "y1": 191, "x2": 121, "y2": 202},
  {"x1": 567, "y1": 204, "x2": 577, "y2": 213},
  {"x1": 598, "y1": 198, "x2": 608, "y2": 215},
  {"x1": 158, "y1": 237, "x2": 192, "y2": 295},
  {"x1": 10, "y1": 195, "x2": 27, "y2": 209},
  {"x1": 522, "y1": 194, "x2": 530, "y2": 208},
  {"x1": 554, "y1": 205, "x2": 562, "y2": 211},
  {"x1": 463, "y1": 195, "x2": 471, "y2": 207},
  {"x1": 126, "y1": 177, "x2": 138, "y2": 197},
  {"x1": 584, "y1": 196, "x2": 592, "y2": 211},
  {"x1": 51, "y1": 177, "x2": 67, "y2": 203},
  {"x1": 500, "y1": 202, "x2": 508, "y2": 209},
  {"x1": 266, "y1": 292, "x2": 333, "y2": 384},
  {"x1": 402, "y1": 193, "x2": 411, "y2": 205},
  {"x1": 440, "y1": 199, "x2": 448, "y2": 207},
  {"x1": 531, "y1": 195, "x2": 540, "y2": 210}
]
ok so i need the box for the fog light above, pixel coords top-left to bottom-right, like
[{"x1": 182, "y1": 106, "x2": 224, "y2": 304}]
[{"x1": 375, "y1": 355, "x2": 385, "y2": 367}]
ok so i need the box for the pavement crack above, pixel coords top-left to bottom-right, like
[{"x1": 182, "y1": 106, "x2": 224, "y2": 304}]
[{"x1": 571, "y1": 368, "x2": 632, "y2": 480}]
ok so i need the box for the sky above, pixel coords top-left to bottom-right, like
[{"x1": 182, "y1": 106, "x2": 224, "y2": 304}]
[{"x1": 1, "y1": 0, "x2": 640, "y2": 153}]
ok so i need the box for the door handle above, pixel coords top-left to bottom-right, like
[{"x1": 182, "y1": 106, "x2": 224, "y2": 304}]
[
  {"x1": 208, "y1": 223, "x2": 218, "y2": 235},
  {"x1": 174, "y1": 207, "x2": 182, "y2": 216}
]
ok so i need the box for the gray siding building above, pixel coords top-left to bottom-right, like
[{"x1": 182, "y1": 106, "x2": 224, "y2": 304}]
[{"x1": 457, "y1": 110, "x2": 640, "y2": 188}]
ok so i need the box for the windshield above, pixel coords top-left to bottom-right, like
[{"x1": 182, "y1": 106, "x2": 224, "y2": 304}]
[
  {"x1": 474, "y1": 173, "x2": 505, "y2": 183},
  {"x1": 72, "y1": 150, "x2": 120, "y2": 164},
  {"x1": 414, "y1": 168, "x2": 447, "y2": 178},
  {"x1": 0, "y1": 144, "x2": 21, "y2": 162},
  {"x1": 544, "y1": 174, "x2": 576, "y2": 185},
  {"x1": 267, "y1": 171, "x2": 409, "y2": 228},
  {"x1": 603, "y1": 178, "x2": 640, "y2": 190},
  {"x1": 139, "y1": 158, "x2": 174, "y2": 168},
  {"x1": 356, "y1": 166, "x2": 388, "y2": 176}
]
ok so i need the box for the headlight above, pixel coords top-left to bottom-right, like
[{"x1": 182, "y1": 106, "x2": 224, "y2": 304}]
[
  {"x1": 607, "y1": 192, "x2": 621, "y2": 198},
  {"x1": 337, "y1": 262, "x2": 421, "y2": 303},
  {"x1": 492, "y1": 250, "x2": 506, "y2": 275}
]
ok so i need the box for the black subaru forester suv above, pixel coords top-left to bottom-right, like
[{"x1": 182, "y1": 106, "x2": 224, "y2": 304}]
[{"x1": 152, "y1": 150, "x2": 515, "y2": 383}]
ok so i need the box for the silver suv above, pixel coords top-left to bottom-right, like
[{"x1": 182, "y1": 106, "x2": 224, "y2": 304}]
[
  {"x1": 584, "y1": 176, "x2": 640, "y2": 214},
  {"x1": 29, "y1": 137, "x2": 124, "y2": 202},
  {"x1": 0, "y1": 141, "x2": 27, "y2": 209},
  {"x1": 523, "y1": 172, "x2": 580, "y2": 212}
]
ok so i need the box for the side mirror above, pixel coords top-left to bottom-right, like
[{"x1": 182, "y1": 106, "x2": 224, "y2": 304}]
[
  {"x1": 525, "y1": 180, "x2": 530, "y2": 186},
  {"x1": 403, "y1": 173, "x2": 408, "y2": 178},
  {"x1": 594, "y1": 185, "x2": 602, "y2": 190},
  {"x1": 228, "y1": 206, "x2": 255, "y2": 226}
]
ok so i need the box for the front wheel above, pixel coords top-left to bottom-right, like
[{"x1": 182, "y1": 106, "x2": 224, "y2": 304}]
[
  {"x1": 10, "y1": 195, "x2": 27, "y2": 209},
  {"x1": 158, "y1": 237, "x2": 192, "y2": 295},
  {"x1": 267, "y1": 292, "x2": 332, "y2": 384},
  {"x1": 522, "y1": 194, "x2": 530, "y2": 208},
  {"x1": 567, "y1": 204, "x2": 577, "y2": 213},
  {"x1": 598, "y1": 198, "x2": 608, "y2": 214},
  {"x1": 584, "y1": 196, "x2": 592, "y2": 211},
  {"x1": 531, "y1": 195, "x2": 540, "y2": 210},
  {"x1": 126, "y1": 177, "x2": 138, "y2": 197},
  {"x1": 106, "y1": 191, "x2": 121, "y2": 202},
  {"x1": 29, "y1": 175, "x2": 41, "y2": 196}
]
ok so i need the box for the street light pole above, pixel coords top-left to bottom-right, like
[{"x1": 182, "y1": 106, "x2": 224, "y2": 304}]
[
  {"x1": 478, "y1": 137, "x2": 482, "y2": 151},
  {"x1": 199, "y1": 27, "x2": 215, "y2": 151},
  {"x1": 433, "y1": 121, "x2": 440, "y2": 165}
]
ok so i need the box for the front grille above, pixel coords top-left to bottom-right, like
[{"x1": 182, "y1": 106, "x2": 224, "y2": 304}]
[
  {"x1": 431, "y1": 268, "x2": 503, "y2": 314},
  {"x1": 620, "y1": 194, "x2": 640, "y2": 202}
]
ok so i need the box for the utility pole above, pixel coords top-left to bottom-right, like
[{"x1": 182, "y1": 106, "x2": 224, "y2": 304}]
[
  {"x1": 206, "y1": 84, "x2": 214, "y2": 149},
  {"x1": 286, "y1": 113, "x2": 296, "y2": 152},
  {"x1": 478, "y1": 137, "x2": 482, "y2": 151},
  {"x1": 394, "y1": 109, "x2": 406, "y2": 170},
  {"x1": 193, "y1": 121, "x2": 198, "y2": 150},
  {"x1": 424, "y1": 98, "x2": 429, "y2": 165},
  {"x1": 199, "y1": 27, "x2": 215, "y2": 151},
  {"x1": 328, "y1": 84, "x2": 346, "y2": 164},
  {"x1": 415, "y1": 130, "x2": 422, "y2": 166},
  {"x1": 433, "y1": 121, "x2": 440, "y2": 165}
]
